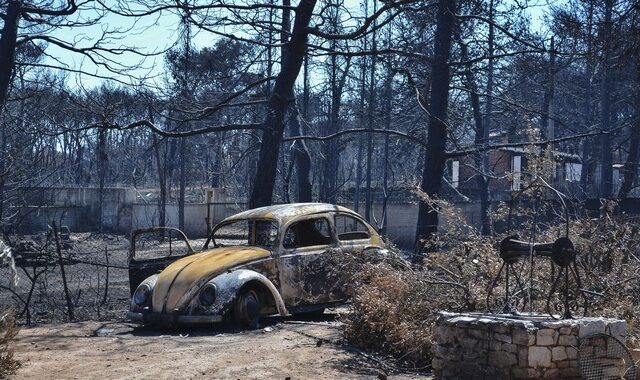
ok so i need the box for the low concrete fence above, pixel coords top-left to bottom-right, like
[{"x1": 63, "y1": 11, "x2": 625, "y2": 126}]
[{"x1": 12, "y1": 186, "x2": 485, "y2": 249}]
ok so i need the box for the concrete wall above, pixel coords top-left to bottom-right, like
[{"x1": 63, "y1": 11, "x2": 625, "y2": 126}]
[
  {"x1": 16, "y1": 187, "x2": 134, "y2": 234},
  {"x1": 14, "y1": 187, "x2": 485, "y2": 249},
  {"x1": 130, "y1": 202, "x2": 246, "y2": 238}
]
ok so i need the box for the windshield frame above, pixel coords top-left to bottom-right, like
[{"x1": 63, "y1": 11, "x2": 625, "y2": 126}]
[{"x1": 203, "y1": 218, "x2": 280, "y2": 250}]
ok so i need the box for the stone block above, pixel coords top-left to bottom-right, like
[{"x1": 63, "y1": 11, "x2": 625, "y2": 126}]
[
  {"x1": 489, "y1": 340, "x2": 502, "y2": 351},
  {"x1": 488, "y1": 351, "x2": 517, "y2": 368},
  {"x1": 559, "y1": 367, "x2": 580, "y2": 378},
  {"x1": 541, "y1": 321, "x2": 567, "y2": 329},
  {"x1": 494, "y1": 333, "x2": 512, "y2": 343},
  {"x1": 542, "y1": 368, "x2": 560, "y2": 378},
  {"x1": 558, "y1": 334, "x2": 578, "y2": 346},
  {"x1": 551, "y1": 346, "x2": 567, "y2": 361},
  {"x1": 606, "y1": 320, "x2": 627, "y2": 339},
  {"x1": 477, "y1": 340, "x2": 490, "y2": 350},
  {"x1": 566, "y1": 347, "x2": 578, "y2": 360},
  {"x1": 459, "y1": 337, "x2": 477, "y2": 349},
  {"x1": 502, "y1": 343, "x2": 519, "y2": 354},
  {"x1": 537, "y1": 329, "x2": 558, "y2": 346},
  {"x1": 463, "y1": 348, "x2": 479, "y2": 360},
  {"x1": 556, "y1": 360, "x2": 569, "y2": 368},
  {"x1": 469, "y1": 328, "x2": 489, "y2": 340},
  {"x1": 435, "y1": 344, "x2": 449, "y2": 357},
  {"x1": 578, "y1": 319, "x2": 605, "y2": 338},
  {"x1": 449, "y1": 316, "x2": 477, "y2": 326},
  {"x1": 511, "y1": 368, "x2": 541, "y2": 379},
  {"x1": 559, "y1": 326, "x2": 576, "y2": 335},
  {"x1": 512, "y1": 328, "x2": 534, "y2": 346},
  {"x1": 431, "y1": 358, "x2": 444, "y2": 370},
  {"x1": 529, "y1": 347, "x2": 551, "y2": 368},
  {"x1": 518, "y1": 346, "x2": 529, "y2": 367},
  {"x1": 492, "y1": 323, "x2": 511, "y2": 334},
  {"x1": 454, "y1": 327, "x2": 468, "y2": 341}
]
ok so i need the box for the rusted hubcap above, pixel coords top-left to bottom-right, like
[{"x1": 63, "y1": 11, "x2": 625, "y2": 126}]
[{"x1": 235, "y1": 289, "x2": 260, "y2": 329}]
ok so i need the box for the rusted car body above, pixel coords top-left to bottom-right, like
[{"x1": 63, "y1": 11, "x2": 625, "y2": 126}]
[{"x1": 127, "y1": 203, "x2": 385, "y2": 328}]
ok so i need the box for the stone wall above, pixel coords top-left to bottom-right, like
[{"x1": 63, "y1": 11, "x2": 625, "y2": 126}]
[{"x1": 432, "y1": 312, "x2": 627, "y2": 379}]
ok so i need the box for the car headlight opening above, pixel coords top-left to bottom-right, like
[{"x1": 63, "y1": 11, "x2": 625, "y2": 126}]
[
  {"x1": 199, "y1": 283, "x2": 217, "y2": 306},
  {"x1": 133, "y1": 283, "x2": 151, "y2": 305}
]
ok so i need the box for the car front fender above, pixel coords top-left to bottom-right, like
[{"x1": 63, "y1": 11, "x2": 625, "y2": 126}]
[{"x1": 181, "y1": 269, "x2": 288, "y2": 317}]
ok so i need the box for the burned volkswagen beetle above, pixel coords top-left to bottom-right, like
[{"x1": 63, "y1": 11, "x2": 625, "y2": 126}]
[{"x1": 127, "y1": 203, "x2": 385, "y2": 328}]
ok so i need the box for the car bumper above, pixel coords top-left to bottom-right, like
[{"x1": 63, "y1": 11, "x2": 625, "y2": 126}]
[{"x1": 127, "y1": 311, "x2": 224, "y2": 326}]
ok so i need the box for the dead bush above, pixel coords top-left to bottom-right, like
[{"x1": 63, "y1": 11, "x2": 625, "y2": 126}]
[
  {"x1": 339, "y1": 196, "x2": 640, "y2": 367},
  {"x1": 0, "y1": 311, "x2": 19, "y2": 378}
]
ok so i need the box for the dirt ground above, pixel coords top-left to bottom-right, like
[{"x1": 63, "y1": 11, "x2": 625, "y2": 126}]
[
  {"x1": 3, "y1": 233, "x2": 431, "y2": 379},
  {"x1": 10, "y1": 316, "x2": 430, "y2": 380}
]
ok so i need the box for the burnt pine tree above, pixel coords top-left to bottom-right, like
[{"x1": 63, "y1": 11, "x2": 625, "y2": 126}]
[
  {"x1": 415, "y1": 0, "x2": 457, "y2": 255},
  {"x1": 248, "y1": 0, "x2": 316, "y2": 208}
]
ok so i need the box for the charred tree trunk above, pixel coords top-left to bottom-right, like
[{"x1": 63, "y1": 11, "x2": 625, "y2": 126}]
[
  {"x1": 149, "y1": 106, "x2": 167, "y2": 229},
  {"x1": 153, "y1": 135, "x2": 167, "y2": 228},
  {"x1": 0, "y1": 1, "x2": 20, "y2": 114},
  {"x1": 414, "y1": 0, "x2": 456, "y2": 255},
  {"x1": 293, "y1": 53, "x2": 313, "y2": 202},
  {"x1": 282, "y1": 0, "x2": 312, "y2": 203},
  {"x1": 289, "y1": 97, "x2": 312, "y2": 202},
  {"x1": 579, "y1": 1, "x2": 595, "y2": 196},
  {"x1": 353, "y1": 24, "x2": 369, "y2": 213},
  {"x1": 458, "y1": 35, "x2": 490, "y2": 235},
  {"x1": 541, "y1": 37, "x2": 556, "y2": 141},
  {"x1": 178, "y1": 136, "x2": 186, "y2": 230},
  {"x1": 211, "y1": 133, "x2": 223, "y2": 188},
  {"x1": 599, "y1": 0, "x2": 614, "y2": 198},
  {"x1": 381, "y1": 44, "x2": 392, "y2": 233},
  {"x1": 248, "y1": 0, "x2": 317, "y2": 209},
  {"x1": 618, "y1": 66, "x2": 640, "y2": 199},
  {"x1": 364, "y1": 0, "x2": 377, "y2": 221},
  {"x1": 97, "y1": 128, "x2": 108, "y2": 233},
  {"x1": 321, "y1": 52, "x2": 341, "y2": 204}
]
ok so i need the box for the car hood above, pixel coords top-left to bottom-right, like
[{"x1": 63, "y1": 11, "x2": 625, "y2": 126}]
[{"x1": 151, "y1": 246, "x2": 270, "y2": 313}]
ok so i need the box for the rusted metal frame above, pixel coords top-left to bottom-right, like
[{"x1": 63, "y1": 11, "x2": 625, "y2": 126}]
[{"x1": 129, "y1": 226, "x2": 194, "y2": 262}]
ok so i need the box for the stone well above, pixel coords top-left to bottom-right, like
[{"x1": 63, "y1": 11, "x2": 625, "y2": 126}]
[{"x1": 431, "y1": 312, "x2": 627, "y2": 379}]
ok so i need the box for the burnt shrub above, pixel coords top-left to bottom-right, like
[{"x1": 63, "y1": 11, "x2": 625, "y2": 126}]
[
  {"x1": 339, "y1": 197, "x2": 640, "y2": 367},
  {"x1": 0, "y1": 311, "x2": 19, "y2": 378}
]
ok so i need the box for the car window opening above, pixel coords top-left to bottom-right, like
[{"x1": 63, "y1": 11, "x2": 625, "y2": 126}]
[
  {"x1": 335, "y1": 215, "x2": 370, "y2": 241},
  {"x1": 213, "y1": 220, "x2": 278, "y2": 248},
  {"x1": 283, "y1": 218, "x2": 332, "y2": 249}
]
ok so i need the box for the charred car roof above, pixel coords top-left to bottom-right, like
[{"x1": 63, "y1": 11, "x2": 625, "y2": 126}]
[{"x1": 222, "y1": 203, "x2": 360, "y2": 224}]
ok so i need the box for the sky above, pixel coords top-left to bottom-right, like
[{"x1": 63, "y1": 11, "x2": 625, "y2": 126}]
[{"x1": 40, "y1": 0, "x2": 556, "y2": 90}]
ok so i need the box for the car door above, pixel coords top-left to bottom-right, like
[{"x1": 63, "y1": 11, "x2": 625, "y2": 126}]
[
  {"x1": 276, "y1": 214, "x2": 338, "y2": 307},
  {"x1": 128, "y1": 227, "x2": 194, "y2": 295}
]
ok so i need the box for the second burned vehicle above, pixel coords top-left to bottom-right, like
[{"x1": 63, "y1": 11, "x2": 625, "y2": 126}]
[{"x1": 127, "y1": 203, "x2": 386, "y2": 328}]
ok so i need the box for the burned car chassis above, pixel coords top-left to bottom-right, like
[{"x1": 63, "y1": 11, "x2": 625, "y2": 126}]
[{"x1": 127, "y1": 203, "x2": 385, "y2": 328}]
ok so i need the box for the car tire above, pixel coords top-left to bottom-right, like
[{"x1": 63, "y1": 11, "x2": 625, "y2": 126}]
[{"x1": 234, "y1": 289, "x2": 261, "y2": 329}]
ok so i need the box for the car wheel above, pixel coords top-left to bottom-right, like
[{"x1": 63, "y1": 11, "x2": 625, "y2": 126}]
[{"x1": 234, "y1": 289, "x2": 260, "y2": 329}]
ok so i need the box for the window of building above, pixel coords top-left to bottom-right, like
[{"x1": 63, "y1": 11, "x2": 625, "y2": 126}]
[
  {"x1": 565, "y1": 163, "x2": 582, "y2": 182},
  {"x1": 451, "y1": 160, "x2": 459, "y2": 189},
  {"x1": 511, "y1": 155, "x2": 522, "y2": 191}
]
